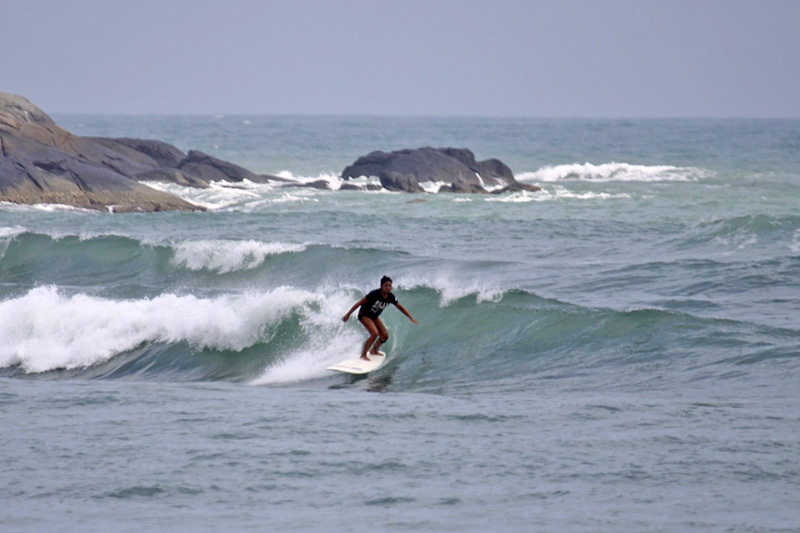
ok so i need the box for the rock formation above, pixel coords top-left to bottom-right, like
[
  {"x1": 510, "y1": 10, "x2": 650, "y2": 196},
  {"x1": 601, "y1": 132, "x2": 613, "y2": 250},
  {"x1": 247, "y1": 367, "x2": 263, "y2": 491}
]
[
  {"x1": 0, "y1": 92, "x2": 283, "y2": 212},
  {"x1": 1, "y1": 92, "x2": 541, "y2": 210},
  {"x1": 341, "y1": 147, "x2": 540, "y2": 194},
  {"x1": 0, "y1": 92, "x2": 203, "y2": 212}
]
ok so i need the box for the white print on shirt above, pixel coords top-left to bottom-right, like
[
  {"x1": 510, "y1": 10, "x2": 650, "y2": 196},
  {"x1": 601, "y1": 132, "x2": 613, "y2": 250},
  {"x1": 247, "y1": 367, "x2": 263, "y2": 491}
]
[{"x1": 371, "y1": 300, "x2": 389, "y2": 315}]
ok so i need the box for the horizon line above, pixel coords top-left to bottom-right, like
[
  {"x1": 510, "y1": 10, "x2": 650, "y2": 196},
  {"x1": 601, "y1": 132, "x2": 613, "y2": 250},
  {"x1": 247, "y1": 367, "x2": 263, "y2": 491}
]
[{"x1": 47, "y1": 111, "x2": 800, "y2": 121}]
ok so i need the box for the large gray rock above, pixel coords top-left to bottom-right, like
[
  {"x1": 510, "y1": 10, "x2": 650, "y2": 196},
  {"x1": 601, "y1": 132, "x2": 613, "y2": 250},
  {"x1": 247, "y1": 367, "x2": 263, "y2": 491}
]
[
  {"x1": 89, "y1": 137, "x2": 186, "y2": 168},
  {"x1": 95, "y1": 139, "x2": 284, "y2": 186},
  {"x1": 438, "y1": 147, "x2": 515, "y2": 186},
  {"x1": 281, "y1": 179, "x2": 330, "y2": 190},
  {"x1": 339, "y1": 182, "x2": 383, "y2": 191},
  {"x1": 341, "y1": 146, "x2": 540, "y2": 193},
  {"x1": 439, "y1": 181, "x2": 490, "y2": 194},
  {"x1": 135, "y1": 168, "x2": 210, "y2": 189},
  {"x1": 178, "y1": 150, "x2": 279, "y2": 184},
  {"x1": 0, "y1": 92, "x2": 202, "y2": 212},
  {"x1": 0, "y1": 92, "x2": 293, "y2": 211},
  {"x1": 379, "y1": 171, "x2": 426, "y2": 193}
]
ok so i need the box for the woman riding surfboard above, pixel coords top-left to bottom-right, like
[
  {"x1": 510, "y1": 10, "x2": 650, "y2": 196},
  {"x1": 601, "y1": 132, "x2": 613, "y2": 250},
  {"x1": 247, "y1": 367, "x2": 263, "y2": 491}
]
[{"x1": 343, "y1": 276, "x2": 418, "y2": 361}]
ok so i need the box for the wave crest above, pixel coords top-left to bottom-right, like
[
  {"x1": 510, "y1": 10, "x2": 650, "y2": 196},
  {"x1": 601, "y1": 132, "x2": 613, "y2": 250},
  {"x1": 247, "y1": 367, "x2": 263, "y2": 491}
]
[
  {"x1": 0, "y1": 286, "x2": 321, "y2": 373},
  {"x1": 517, "y1": 162, "x2": 709, "y2": 183},
  {"x1": 172, "y1": 240, "x2": 307, "y2": 273}
]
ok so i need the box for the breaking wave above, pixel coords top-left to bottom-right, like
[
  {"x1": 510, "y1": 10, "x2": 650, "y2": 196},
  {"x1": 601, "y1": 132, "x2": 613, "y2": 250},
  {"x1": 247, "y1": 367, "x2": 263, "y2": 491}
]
[
  {"x1": 172, "y1": 240, "x2": 307, "y2": 273},
  {"x1": 517, "y1": 162, "x2": 710, "y2": 183},
  {"x1": 2, "y1": 281, "x2": 794, "y2": 394}
]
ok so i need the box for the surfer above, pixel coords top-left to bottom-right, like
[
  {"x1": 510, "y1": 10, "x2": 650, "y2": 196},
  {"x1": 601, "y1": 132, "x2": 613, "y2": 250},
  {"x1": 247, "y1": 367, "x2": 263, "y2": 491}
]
[{"x1": 343, "y1": 276, "x2": 418, "y2": 361}]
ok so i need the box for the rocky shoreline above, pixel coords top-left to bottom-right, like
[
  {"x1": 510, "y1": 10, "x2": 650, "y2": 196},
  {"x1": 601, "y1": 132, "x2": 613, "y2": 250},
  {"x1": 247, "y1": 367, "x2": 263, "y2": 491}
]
[{"x1": 0, "y1": 92, "x2": 538, "y2": 212}]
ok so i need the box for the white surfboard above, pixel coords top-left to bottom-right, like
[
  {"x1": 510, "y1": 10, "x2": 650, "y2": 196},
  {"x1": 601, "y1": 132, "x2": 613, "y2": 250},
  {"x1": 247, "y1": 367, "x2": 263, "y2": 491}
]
[{"x1": 326, "y1": 352, "x2": 386, "y2": 375}]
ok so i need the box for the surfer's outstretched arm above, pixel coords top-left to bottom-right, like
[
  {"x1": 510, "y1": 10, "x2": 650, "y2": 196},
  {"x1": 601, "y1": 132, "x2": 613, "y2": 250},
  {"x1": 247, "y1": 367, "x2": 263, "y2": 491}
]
[
  {"x1": 395, "y1": 303, "x2": 418, "y2": 325},
  {"x1": 343, "y1": 298, "x2": 367, "y2": 322}
]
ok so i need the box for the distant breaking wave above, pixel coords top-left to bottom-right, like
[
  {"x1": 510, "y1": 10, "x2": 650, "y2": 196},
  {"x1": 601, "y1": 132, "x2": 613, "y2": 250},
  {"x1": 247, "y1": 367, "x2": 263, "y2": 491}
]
[
  {"x1": 484, "y1": 187, "x2": 631, "y2": 203},
  {"x1": 172, "y1": 240, "x2": 307, "y2": 273},
  {"x1": 517, "y1": 162, "x2": 710, "y2": 183},
  {"x1": 0, "y1": 228, "x2": 309, "y2": 274}
]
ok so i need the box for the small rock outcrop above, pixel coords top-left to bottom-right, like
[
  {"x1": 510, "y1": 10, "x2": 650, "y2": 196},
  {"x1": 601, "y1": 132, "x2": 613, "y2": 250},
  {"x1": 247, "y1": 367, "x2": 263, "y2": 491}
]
[{"x1": 341, "y1": 147, "x2": 539, "y2": 193}]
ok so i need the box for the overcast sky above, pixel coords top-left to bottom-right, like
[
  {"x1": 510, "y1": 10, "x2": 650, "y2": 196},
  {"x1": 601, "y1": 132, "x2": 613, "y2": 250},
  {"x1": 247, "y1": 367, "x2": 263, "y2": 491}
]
[{"x1": 3, "y1": 0, "x2": 799, "y2": 117}]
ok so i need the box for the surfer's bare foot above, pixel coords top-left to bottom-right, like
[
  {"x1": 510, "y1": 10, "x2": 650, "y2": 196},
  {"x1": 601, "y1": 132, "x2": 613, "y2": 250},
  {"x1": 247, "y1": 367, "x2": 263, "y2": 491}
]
[{"x1": 360, "y1": 354, "x2": 371, "y2": 361}]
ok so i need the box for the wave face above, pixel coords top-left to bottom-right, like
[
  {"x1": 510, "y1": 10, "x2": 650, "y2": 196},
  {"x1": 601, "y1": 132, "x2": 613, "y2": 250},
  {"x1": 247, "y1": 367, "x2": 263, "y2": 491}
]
[
  {"x1": 1, "y1": 225, "x2": 798, "y2": 394},
  {"x1": 2, "y1": 276, "x2": 795, "y2": 394}
]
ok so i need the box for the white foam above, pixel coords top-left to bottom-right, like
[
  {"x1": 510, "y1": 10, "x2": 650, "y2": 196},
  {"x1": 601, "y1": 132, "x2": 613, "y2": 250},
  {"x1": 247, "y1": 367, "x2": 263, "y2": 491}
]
[
  {"x1": 276, "y1": 170, "x2": 334, "y2": 187},
  {"x1": 251, "y1": 290, "x2": 364, "y2": 385},
  {"x1": 554, "y1": 188, "x2": 631, "y2": 200},
  {"x1": 419, "y1": 180, "x2": 448, "y2": 194},
  {"x1": 0, "y1": 201, "x2": 28, "y2": 212},
  {"x1": 208, "y1": 179, "x2": 266, "y2": 190},
  {"x1": 484, "y1": 191, "x2": 548, "y2": 203},
  {"x1": 276, "y1": 171, "x2": 386, "y2": 193},
  {"x1": 142, "y1": 180, "x2": 270, "y2": 210},
  {"x1": 0, "y1": 286, "x2": 321, "y2": 373},
  {"x1": 485, "y1": 186, "x2": 631, "y2": 203},
  {"x1": 0, "y1": 202, "x2": 97, "y2": 213},
  {"x1": 517, "y1": 162, "x2": 709, "y2": 183},
  {"x1": 0, "y1": 225, "x2": 27, "y2": 239},
  {"x1": 271, "y1": 192, "x2": 318, "y2": 204},
  {"x1": 172, "y1": 239, "x2": 306, "y2": 273},
  {"x1": 0, "y1": 225, "x2": 27, "y2": 260},
  {"x1": 0, "y1": 226, "x2": 104, "y2": 242},
  {"x1": 251, "y1": 331, "x2": 360, "y2": 385},
  {"x1": 401, "y1": 274, "x2": 504, "y2": 307},
  {"x1": 791, "y1": 229, "x2": 800, "y2": 254},
  {"x1": 418, "y1": 180, "x2": 506, "y2": 194}
]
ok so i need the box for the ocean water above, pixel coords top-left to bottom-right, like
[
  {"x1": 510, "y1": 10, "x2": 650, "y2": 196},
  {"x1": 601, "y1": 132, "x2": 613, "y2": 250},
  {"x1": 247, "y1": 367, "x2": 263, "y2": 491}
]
[{"x1": 1, "y1": 116, "x2": 799, "y2": 531}]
